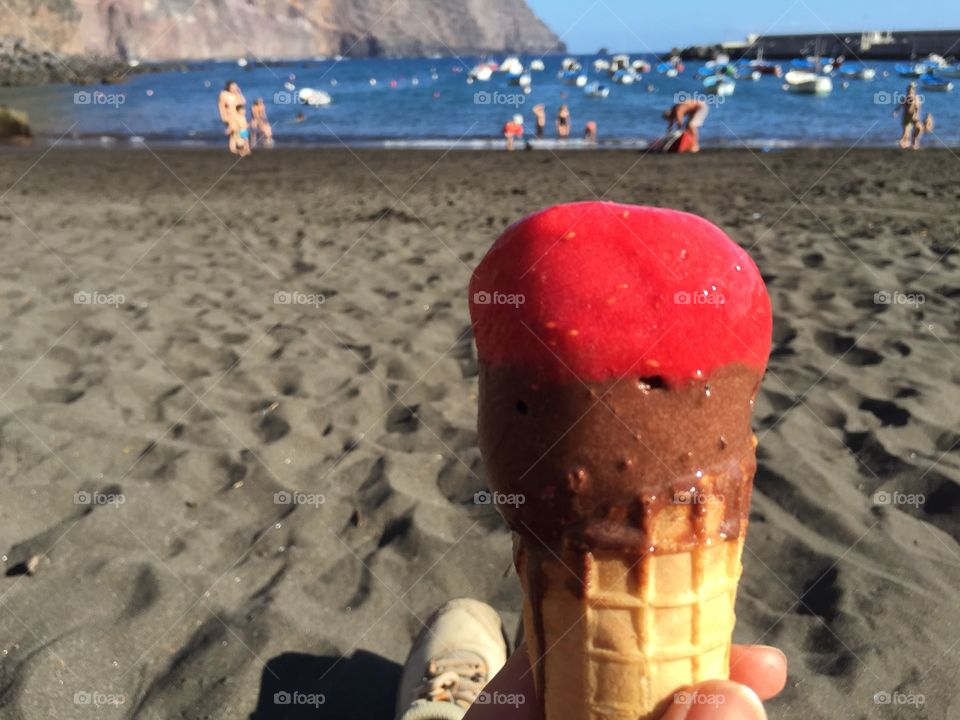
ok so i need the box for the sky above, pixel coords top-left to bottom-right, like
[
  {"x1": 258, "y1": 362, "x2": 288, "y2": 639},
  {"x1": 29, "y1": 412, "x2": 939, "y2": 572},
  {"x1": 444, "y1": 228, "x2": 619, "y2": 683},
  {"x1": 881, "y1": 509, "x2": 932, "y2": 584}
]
[{"x1": 526, "y1": 0, "x2": 960, "y2": 54}]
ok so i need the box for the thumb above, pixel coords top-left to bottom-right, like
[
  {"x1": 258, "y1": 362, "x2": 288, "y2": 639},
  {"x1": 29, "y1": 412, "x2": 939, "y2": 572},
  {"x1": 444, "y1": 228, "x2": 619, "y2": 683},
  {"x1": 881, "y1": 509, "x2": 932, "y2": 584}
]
[{"x1": 660, "y1": 680, "x2": 766, "y2": 720}]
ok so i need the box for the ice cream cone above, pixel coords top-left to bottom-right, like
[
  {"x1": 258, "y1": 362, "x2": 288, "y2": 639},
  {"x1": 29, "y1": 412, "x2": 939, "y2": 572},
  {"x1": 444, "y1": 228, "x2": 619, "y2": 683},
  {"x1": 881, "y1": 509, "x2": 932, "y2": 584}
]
[{"x1": 468, "y1": 202, "x2": 772, "y2": 718}]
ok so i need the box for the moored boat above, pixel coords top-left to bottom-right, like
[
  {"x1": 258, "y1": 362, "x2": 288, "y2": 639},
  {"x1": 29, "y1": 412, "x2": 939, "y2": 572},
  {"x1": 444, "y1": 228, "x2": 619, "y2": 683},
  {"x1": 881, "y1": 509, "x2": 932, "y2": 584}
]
[{"x1": 784, "y1": 70, "x2": 832, "y2": 94}]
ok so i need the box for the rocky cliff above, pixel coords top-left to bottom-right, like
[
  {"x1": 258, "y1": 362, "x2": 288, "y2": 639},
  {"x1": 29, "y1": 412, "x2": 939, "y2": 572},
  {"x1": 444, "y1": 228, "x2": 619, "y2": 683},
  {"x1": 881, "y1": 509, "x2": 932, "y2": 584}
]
[{"x1": 0, "y1": 0, "x2": 563, "y2": 62}]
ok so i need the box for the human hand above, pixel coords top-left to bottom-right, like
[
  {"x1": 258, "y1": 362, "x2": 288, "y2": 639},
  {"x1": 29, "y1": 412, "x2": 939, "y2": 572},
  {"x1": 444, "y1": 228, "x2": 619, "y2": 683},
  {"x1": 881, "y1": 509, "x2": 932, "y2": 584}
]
[{"x1": 464, "y1": 642, "x2": 786, "y2": 719}]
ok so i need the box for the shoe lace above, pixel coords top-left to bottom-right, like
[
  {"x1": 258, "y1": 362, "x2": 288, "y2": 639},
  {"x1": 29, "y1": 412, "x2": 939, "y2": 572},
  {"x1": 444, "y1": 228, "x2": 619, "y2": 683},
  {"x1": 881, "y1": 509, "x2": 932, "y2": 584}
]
[{"x1": 413, "y1": 655, "x2": 488, "y2": 709}]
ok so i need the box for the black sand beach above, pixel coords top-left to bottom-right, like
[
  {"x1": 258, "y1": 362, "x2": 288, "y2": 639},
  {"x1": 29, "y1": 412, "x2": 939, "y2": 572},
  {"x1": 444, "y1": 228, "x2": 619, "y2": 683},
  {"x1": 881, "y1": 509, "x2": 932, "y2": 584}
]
[{"x1": 0, "y1": 147, "x2": 958, "y2": 719}]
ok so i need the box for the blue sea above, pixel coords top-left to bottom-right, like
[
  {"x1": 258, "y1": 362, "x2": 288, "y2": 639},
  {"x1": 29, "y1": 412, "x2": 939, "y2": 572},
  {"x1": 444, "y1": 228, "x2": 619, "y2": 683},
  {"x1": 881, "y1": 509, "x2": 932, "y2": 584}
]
[{"x1": 2, "y1": 54, "x2": 959, "y2": 149}]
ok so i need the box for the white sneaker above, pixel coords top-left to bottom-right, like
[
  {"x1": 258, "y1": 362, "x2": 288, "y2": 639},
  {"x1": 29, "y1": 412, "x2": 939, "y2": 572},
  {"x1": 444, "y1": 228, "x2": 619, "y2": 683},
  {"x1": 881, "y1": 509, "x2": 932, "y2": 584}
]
[{"x1": 396, "y1": 599, "x2": 508, "y2": 720}]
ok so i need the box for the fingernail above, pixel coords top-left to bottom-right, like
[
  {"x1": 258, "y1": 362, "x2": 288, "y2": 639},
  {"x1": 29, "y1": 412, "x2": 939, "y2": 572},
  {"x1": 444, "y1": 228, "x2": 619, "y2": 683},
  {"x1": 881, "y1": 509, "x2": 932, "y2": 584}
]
[
  {"x1": 677, "y1": 683, "x2": 767, "y2": 720},
  {"x1": 755, "y1": 645, "x2": 787, "y2": 665}
]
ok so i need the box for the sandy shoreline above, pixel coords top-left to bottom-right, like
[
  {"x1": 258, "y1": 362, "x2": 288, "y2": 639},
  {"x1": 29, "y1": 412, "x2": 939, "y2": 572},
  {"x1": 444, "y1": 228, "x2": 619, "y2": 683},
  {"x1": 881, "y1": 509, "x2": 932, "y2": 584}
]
[{"x1": 0, "y1": 147, "x2": 958, "y2": 719}]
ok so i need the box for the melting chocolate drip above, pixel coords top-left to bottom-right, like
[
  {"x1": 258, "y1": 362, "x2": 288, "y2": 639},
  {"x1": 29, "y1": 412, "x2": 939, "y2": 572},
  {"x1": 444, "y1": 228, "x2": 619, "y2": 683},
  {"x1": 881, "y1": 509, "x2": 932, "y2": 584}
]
[{"x1": 478, "y1": 363, "x2": 762, "y2": 555}]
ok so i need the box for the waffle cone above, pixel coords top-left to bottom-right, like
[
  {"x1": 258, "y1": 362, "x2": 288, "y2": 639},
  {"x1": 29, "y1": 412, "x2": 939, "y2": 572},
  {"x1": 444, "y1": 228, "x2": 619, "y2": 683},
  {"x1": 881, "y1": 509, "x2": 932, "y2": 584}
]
[{"x1": 515, "y1": 483, "x2": 746, "y2": 720}]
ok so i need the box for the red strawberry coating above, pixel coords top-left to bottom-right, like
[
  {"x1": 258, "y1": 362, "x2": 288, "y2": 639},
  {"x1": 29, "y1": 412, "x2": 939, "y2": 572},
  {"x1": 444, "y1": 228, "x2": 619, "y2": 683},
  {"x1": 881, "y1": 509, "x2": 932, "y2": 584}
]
[{"x1": 469, "y1": 202, "x2": 772, "y2": 385}]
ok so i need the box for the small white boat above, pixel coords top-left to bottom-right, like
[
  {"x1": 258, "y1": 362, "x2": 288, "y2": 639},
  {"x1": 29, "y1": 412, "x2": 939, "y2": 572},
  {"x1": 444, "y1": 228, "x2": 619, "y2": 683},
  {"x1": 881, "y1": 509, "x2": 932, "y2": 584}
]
[
  {"x1": 610, "y1": 54, "x2": 630, "y2": 73},
  {"x1": 236, "y1": 58, "x2": 249, "y2": 68},
  {"x1": 468, "y1": 64, "x2": 494, "y2": 82},
  {"x1": 561, "y1": 57, "x2": 582, "y2": 73},
  {"x1": 611, "y1": 69, "x2": 636, "y2": 85},
  {"x1": 584, "y1": 82, "x2": 609, "y2": 98},
  {"x1": 784, "y1": 70, "x2": 832, "y2": 94},
  {"x1": 703, "y1": 75, "x2": 735, "y2": 96},
  {"x1": 509, "y1": 73, "x2": 532, "y2": 88},
  {"x1": 841, "y1": 66, "x2": 876, "y2": 80},
  {"x1": 499, "y1": 56, "x2": 523, "y2": 74},
  {"x1": 632, "y1": 60, "x2": 651, "y2": 73},
  {"x1": 528, "y1": 59, "x2": 545, "y2": 72},
  {"x1": 593, "y1": 58, "x2": 610, "y2": 72},
  {"x1": 297, "y1": 88, "x2": 331, "y2": 106}
]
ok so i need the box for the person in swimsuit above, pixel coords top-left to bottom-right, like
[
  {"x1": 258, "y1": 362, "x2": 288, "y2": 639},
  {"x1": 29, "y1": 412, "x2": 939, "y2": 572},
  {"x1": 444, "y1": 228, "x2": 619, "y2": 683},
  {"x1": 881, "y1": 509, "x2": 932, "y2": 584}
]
[
  {"x1": 663, "y1": 99, "x2": 709, "y2": 152},
  {"x1": 556, "y1": 104, "x2": 571, "y2": 138},
  {"x1": 233, "y1": 109, "x2": 251, "y2": 156},
  {"x1": 218, "y1": 81, "x2": 250, "y2": 156},
  {"x1": 532, "y1": 104, "x2": 546, "y2": 139},
  {"x1": 250, "y1": 98, "x2": 274, "y2": 148},
  {"x1": 895, "y1": 82, "x2": 923, "y2": 150},
  {"x1": 217, "y1": 80, "x2": 238, "y2": 131}
]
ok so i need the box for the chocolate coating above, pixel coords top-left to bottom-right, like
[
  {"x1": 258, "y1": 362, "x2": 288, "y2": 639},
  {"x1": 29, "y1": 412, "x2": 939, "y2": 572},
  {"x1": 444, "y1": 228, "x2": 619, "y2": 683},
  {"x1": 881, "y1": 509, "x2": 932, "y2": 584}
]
[{"x1": 478, "y1": 363, "x2": 762, "y2": 554}]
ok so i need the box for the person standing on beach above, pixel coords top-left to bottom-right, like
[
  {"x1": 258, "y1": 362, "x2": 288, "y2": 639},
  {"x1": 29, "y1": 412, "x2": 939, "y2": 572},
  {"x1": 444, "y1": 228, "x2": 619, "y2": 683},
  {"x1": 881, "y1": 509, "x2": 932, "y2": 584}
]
[
  {"x1": 251, "y1": 98, "x2": 274, "y2": 148},
  {"x1": 895, "y1": 82, "x2": 924, "y2": 150},
  {"x1": 217, "y1": 81, "x2": 250, "y2": 156},
  {"x1": 556, "y1": 105, "x2": 571, "y2": 138},
  {"x1": 532, "y1": 104, "x2": 546, "y2": 138}
]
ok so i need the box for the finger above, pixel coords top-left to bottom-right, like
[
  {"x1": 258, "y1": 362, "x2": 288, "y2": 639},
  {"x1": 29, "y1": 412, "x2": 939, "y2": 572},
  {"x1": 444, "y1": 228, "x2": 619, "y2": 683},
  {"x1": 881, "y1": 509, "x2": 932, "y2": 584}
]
[
  {"x1": 728, "y1": 645, "x2": 788, "y2": 701},
  {"x1": 464, "y1": 642, "x2": 541, "y2": 719},
  {"x1": 660, "y1": 680, "x2": 766, "y2": 720}
]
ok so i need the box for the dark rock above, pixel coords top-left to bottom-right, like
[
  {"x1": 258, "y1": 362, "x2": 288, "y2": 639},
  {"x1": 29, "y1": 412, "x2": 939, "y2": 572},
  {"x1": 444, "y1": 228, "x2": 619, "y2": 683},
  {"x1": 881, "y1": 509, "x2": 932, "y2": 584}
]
[{"x1": 0, "y1": 104, "x2": 30, "y2": 142}]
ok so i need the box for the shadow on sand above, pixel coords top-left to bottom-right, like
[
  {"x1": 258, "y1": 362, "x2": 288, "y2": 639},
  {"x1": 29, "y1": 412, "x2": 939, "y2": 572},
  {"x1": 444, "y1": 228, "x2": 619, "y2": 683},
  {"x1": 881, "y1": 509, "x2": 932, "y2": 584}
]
[{"x1": 250, "y1": 650, "x2": 402, "y2": 719}]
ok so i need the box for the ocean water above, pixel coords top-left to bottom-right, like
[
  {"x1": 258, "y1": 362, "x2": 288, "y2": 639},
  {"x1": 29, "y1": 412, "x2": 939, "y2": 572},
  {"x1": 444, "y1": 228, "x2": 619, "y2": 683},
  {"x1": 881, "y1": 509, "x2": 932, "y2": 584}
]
[{"x1": 2, "y1": 54, "x2": 959, "y2": 149}]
